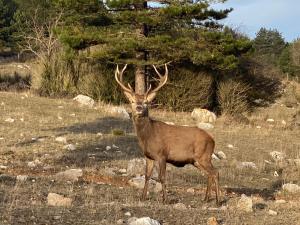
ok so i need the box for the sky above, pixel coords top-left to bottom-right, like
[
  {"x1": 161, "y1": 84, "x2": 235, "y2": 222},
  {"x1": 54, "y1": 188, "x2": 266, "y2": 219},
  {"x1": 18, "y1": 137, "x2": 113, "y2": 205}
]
[{"x1": 212, "y1": 0, "x2": 300, "y2": 42}]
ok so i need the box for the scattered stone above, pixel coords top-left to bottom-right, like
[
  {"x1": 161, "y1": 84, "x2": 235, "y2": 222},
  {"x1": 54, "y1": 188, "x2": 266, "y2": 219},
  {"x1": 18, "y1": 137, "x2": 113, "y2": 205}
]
[
  {"x1": 106, "y1": 146, "x2": 112, "y2": 151},
  {"x1": 0, "y1": 165, "x2": 7, "y2": 170},
  {"x1": 268, "y1": 210, "x2": 278, "y2": 216},
  {"x1": 63, "y1": 144, "x2": 76, "y2": 151},
  {"x1": 275, "y1": 199, "x2": 286, "y2": 204},
  {"x1": 253, "y1": 99, "x2": 263, "y2": 104},
  {"x1": 187, "y1": 188, "x2": 195, "y2": 193},
  {"x1": 109, "y1": 106, "x2": 130, "y2": 119},
  {"x1": 236, "y1": 162, "x2": 257, "y2": 170},
  {"x1": 73, "y1": 95, "x2": 95, "y2": 108},
  {"x1": 128, "y1": 176, "x2": 161, "y2": 193},
  {"x1": 58, "y1": 116, "x2": 63, "y2": 120},
  {"x1": 70, "y1": 113, "x2": 76, "y2": 117},
  {"x1": 53, "y1": 215, "x2": 62, "y2": 220},
  {"x1": 165, "y1": 121, "x2": 175, "y2": 125},
  {"x1": 191, "y1": 108, "x2": 217, "y2": 123},
  {"x1": 128, "y1": 217, "x2": 161, "y2": 225},
  {"x1": 58, "y1": 106, "x2": 64, "y2": 109},
  {"x1": 273, "y1": 171, "x2": 279, "y2": 177},
  {"x1": 266, "y1": 118, "x2": 275, "y2": 123},
  {"x1": 282, "y1": 183, "x2": 300, "y2": 193},
  {"x1": 237, "y1": 194, "x2": 253, "y2": 212},
  {"x1": 125, "y1": 212, "x2": 131, "y2": 217},
  {"x1": 270, "y1": 151, "x2": 286, "y2": 161},
  {"x1": 256, "y1": 126, "x2": 262, "y2": 129},
  {"x1": 197, "y1": 122, "x2": 214, "y2": 130},
  {"x1": 117, "y1": 219, "x2": 125, "y2": 224},
  {"x1": 55, "y1": 169, "x2": 83, "y2": 182},
  {"x1": 27, "y1": 159, "x2": 42, "y2": 168},
  {"x1": 207, "y1": 217, "x2": 218, "y2": 225},
  {"x1": 5, "y1": 118, "x2": 14, "y2": 123},
  {"x1": 281, "y1": 120, "x2": 287, "y2": 125},
  {"x1": 96, "y1": 132, "x2": 103, "y2": 137},
  {"x1": 227, "y1": 144, "x2": 234, "y2": 149},
  {"x1": 20, "y1": 118, "x2": 24, "y2": 122},
  {"x1": 47, "y1": 193, "x2": 72, "y2": 207},
  {"x1": 118, "y1": 168, "x2": 127, "y2": 174},
  {"x1": 212, "y1": 154, "x2": 220, "y2": 160},
  {"x1": 55, "y1": 136, "x2": 67, "y2": 143},
  {"x1": 216, "y1": 151, "x2": 226, "y2": 159},
  {"x1": 173, "y1": 202, "x2": 187, "y2": 210},
  {"x1": 16, "y1": 175, "x2": 28, "y2": 182},
  {"x1": 127, "y1": 158, "x2": 146, "y2": 176},
  {"x1": 112, "y1": 144, "x2": 119, "y2": 149}
]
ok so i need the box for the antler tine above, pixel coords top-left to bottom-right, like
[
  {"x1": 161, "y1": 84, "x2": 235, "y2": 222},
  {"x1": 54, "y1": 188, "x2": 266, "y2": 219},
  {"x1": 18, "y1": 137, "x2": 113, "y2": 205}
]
[
  {"x1": 145, "y1": 84, "x2": 152, "y2": 96},
  {"x1": 150, "y1": 63, "x2": 168, "y2": 93},
  {"x1": 115, "y1": 64, "x2": 134, "y2": 93}
]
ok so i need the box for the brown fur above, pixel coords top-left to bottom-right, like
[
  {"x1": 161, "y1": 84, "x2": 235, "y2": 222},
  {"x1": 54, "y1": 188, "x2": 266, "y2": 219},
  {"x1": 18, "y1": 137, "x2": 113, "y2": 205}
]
[{"x1": 115, "y1": 64, "x2": 220, "y2": 204}]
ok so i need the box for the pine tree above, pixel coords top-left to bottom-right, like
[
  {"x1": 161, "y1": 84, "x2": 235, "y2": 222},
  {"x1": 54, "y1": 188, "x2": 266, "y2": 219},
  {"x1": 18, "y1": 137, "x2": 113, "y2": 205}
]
[{"x1": 59, "y1": 0, "x2": 252, "y2": 94}]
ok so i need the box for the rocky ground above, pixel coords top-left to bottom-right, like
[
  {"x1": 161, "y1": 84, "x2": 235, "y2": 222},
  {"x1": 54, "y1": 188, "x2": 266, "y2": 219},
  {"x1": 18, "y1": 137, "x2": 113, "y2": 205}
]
[{"x1": 0, "y1": 91, "x2": 300, "y2": 225}]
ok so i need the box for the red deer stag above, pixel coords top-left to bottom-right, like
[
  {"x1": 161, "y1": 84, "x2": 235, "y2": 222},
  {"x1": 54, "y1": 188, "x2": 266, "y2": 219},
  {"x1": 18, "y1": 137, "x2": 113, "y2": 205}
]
[{"x1": 115, "y1": 64, "x2": 220, "y2": 204}]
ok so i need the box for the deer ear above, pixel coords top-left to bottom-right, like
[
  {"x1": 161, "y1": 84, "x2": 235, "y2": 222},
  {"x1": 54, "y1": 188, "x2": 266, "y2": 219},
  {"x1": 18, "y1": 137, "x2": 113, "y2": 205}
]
[
  {"x1": 124, "y1": 91, "x2": 135, "y2": 102},
  {"x1": 146, "y1": 92, "x2": 157, "y2": 102}
]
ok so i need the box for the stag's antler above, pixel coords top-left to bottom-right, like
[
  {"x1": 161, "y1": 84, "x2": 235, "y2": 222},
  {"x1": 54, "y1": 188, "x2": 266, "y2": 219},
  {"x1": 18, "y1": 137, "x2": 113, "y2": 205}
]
[
  {"x1": 149, "y1": 63, "x2": 168, "y2": 94},
  {"x1": 115, "y1": 64, "x2": 134, "y2": 93}
]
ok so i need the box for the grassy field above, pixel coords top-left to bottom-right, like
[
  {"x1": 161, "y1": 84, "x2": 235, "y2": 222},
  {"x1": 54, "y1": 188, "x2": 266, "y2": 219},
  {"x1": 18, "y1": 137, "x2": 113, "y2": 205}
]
[{"x1": 0, "y1": 91, "x2": 300, "y2": 225}]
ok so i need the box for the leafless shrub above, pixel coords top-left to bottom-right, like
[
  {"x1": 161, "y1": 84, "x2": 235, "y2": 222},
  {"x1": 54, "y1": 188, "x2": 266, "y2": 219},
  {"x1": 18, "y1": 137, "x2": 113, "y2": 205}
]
[{"x1": 218, "y1": 79, "x2": 251, "y2": 115}]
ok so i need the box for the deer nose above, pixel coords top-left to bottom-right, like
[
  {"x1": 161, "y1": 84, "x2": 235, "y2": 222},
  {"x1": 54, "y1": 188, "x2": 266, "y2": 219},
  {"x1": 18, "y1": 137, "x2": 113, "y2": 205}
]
[{"x1": 136, "y1": 105, "x2": 143, "y2": 111}]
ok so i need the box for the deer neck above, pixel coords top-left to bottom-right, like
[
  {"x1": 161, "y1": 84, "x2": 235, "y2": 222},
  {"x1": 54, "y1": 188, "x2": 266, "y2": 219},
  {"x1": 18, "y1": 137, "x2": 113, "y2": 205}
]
[{"x1": 132, "y1": 116, "x2": 153, "y2": 147}]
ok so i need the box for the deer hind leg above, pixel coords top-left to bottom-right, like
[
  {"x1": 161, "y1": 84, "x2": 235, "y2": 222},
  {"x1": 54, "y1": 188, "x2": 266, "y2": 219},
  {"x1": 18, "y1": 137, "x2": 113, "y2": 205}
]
[
  {"x1": 194, "y1": 160, "x2": 220, "y2": 205},
  {"x1": 158, "y1": 158, "x2": 167, "y2": 203},
  {"x1": 142, "y1": 158, "x2": 154, "y2": 200}
]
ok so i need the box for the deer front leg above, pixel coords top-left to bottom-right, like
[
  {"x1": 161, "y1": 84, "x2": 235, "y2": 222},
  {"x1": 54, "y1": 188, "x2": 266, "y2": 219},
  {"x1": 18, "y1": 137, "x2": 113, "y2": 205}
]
[
  {"x1": 142, "y1": 158, "x2": 154, "y2": 200},
  {"x1": 158, "y1": 158, "x2": 167, "y2": 203}
]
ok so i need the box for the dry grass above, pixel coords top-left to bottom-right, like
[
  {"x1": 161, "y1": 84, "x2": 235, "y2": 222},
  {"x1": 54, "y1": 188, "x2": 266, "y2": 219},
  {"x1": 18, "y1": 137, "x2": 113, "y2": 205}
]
[{"x1": 0, "y1": 91, "x2": 300, "y2": 225}]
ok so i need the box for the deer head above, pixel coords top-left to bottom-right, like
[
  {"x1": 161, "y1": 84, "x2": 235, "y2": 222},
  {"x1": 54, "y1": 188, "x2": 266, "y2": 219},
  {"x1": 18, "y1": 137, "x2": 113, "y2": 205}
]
[{"x1": 115, "y1": 64, "x2": 168, "y2": 118}]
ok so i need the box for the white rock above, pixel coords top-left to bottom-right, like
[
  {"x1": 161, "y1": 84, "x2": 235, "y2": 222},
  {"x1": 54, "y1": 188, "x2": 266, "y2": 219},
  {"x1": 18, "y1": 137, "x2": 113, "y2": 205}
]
[
  {"x1": 63, "y1": 144, "x2": 76, "y2": 151},
  {"x1": 58, "y1": 116, "x2": 63, "y2": 120},
  {"x1": 165, "y1": 121, "x2": 175, "y2": 125},
  {"x1": 55, "y1": 136, "x2": 67, "y2": 143},
  {"x1": 127, "y1": 158, "x2": 146, "y2": 176},
  {"x1": 0, "y1": 165, "x2": 7, "y2": 169},
  {"x1": 109, "y1": 106, "x2": 130, "y2": 119},
  {"x1": 275, "y1": 199, "x2": 286, "y2": 204},
  {"x1": 268, "y1": 210, "x2": 278, "y2": 216},
  {"x1": 96, "y1": 132, "x2": 103, "y2": 137},
  {"x1": 27, "y1": 159, "x2": 42, "y2": 168},
  {"x1": 282, "y1": 183, "x2": 300, "y2": 193},
  {"x1": 227, "y1": 144, "x2": 234, "y2": 148},
  {"x1": 236, "y1": 162, "x2": 257, "y2": 170},
  {"x1": 58, "y1": 106, "x2": 64, "y2": 109},
  {"x1": 191, "y1": 108, "x2": 217, "y2": 123},
  {"x1": 119, "y1": 169, "x2": 127, "y2": 174},
  {"x1": 112, "y1": 144, "x2": 119, "y2": 149},
  {"x1": 256, "y1": 126, "x2": 262, "y2": 129},
  {"x1": 253, "y1": 99, "x2": 263, "y2": 104},
  {"x1": 106, "y1": 146, "x2": 112, "y2": 151},
  {"x1": 1, "y1": 102, "x2": 4, "y2": 106},
  {"x1": 117, "y1": 219, "x2": 125, "y2": 224},
  {"x1": 124, "y1": 212, "x2": 131, "y2": 217},
  {"x1": 197, "y1": 122, "x2": 214, "y2": 130},
  {"x1": 16, "y1": 175, "x2": 28, "y2": 182},
  {"x1": 281, "y1": 120, "x2": 287, "y2": 125},
  {"x1": 187, "y1": 188, "x2": 195, "y2": 193},
  {"x1": 73, "y1": 94, "x2": 94, "y2": 108},
  {"x1": 47, "y1": 193, "x2": 72, "y2": 207},
  {"x1": 270, "y1": 151, "x2": 286, "y2": 161},
  {"x1": 55, "y1": 169, "x2": 83, "y2": 182},
  {"x1": 273, "y1": 171, "x2": 279, "y2": 177},
  {"x1": 237, "y1": 194, "x2": 253, "y2": 212},
  {"x1": 128, "y1": 176, "x2": 161, "y2": 193},
  {"x1": 128, "y1": 217, "x2": 161, "y2": 225},
  {"x1": 216, "y1": 151, "x2": 226, "y2": 159},
  {"x1": 266, "y1": 118, "x2": 275, "y2": 123},
  {"x1": 212, "y1": 153, "x2": 220, "y2": 160},
  {"x1": 173, "y1": 202, "x2": 187, "y2": 210},
  {"x1": 5, "y1": 118, "x2": 14, "y2": 123},
  {"x1": 20, "y1": 118, "x2": 24, "y2": 122}
]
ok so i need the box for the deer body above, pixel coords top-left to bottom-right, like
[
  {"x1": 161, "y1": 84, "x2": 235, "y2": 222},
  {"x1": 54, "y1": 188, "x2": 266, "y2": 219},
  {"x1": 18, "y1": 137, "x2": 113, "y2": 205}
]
[{"x1": 115, "y1": 64, "x2": 220, "y2": 204}]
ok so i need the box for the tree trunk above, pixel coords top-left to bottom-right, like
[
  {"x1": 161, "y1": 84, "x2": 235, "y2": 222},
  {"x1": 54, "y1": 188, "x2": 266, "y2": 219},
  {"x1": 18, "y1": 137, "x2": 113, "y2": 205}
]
[{"x1": 134, "y1": 1, "x2": 148, "y2": 95}]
